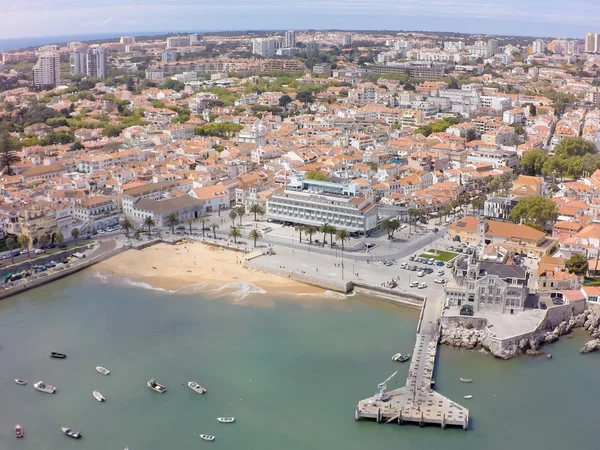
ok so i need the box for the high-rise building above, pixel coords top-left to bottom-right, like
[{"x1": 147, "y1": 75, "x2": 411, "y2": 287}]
[
  {"x1": 0, "y1": 61, "x2": 6, "y2": 73},
  {"x1": 284, "y1": 30, "x2": 296, "y2": 48},
  {"x1": 487, "y1": 39, "x2": 499, "y2": 55},
  {"x1": 87, "y1": 45, "x2": 107, "y2": 78},
  {"x1": 585, "y1": 32, "x2": 599, "y2": 53},
  {"x1": 342, "y1": 34, "x2": 353, "y2": 47},
  {"x1": 189, "y1": 34, "x2": 202, "y2": 46},
  {"x1": 166, "y1": 36, "x2": 190, "y2": 48},
  {"x1": 70, "y1": 47, "x2": 87, "y2": 75},
  {"x1": 251, "y1": 38, "x2": 275, "y2": 58},
  {"x1": 162, "y1": 49, "x2": 178, "y2": 63},
  {"x1": 32, "y1": 52, "x2": 60, "y2": 87},
  {"x1": 532, "y1": 39, "x2": 545, "y2": 54},
  {"x1": 120, "y1": 36, "x2": 136, "y2": 46},
  {"x1": 305, "y1": 42, "x2": 321, "y2": 54}
]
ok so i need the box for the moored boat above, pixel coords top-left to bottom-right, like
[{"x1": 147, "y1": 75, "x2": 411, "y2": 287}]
[
  {"x1": 61, "y1": 427, "x2": 82, "y2": 439},
  {"x1": 398, "y1": 354, "x2": 411, "y2": 363},
  {"x1": 34, "y1": 381, "x2": 56, "y2": 394},
  {"x1": 96, "y1": 366, "x2": 110, "y2": 375},
  {"x1": 15, "y1": 424, "x2": 24, "y2": 438},
  {"x1": 50, "y1": 352, "x2": 66, "y2": 359},
  {"x1": 459, "y1": 378, "x2": 473, "y2": 383},
  {"x1": 15, "y1": 378, "x2": 27, "y2": 385},
  {"x1": 391, "y1": 353, "x2": 402, "y2": 361},
  {"x1": 93, "y1": 391, "x2": 105, "y2": 402},
  {"x1": 217, "y1": 417, "x2": 235, "y2": 423},
  {"x1": 188, "y1": 381, "x2": 207, "y2": 394},
  {"x1": 147, "y1": 379, "x2": 166, "y2": 393},
  {"x1": 199, "y1": 434, "x2": 215, "y2": 441},
  {"x1": 464, "y1": 395, "x2": 473, "y2": 399}
]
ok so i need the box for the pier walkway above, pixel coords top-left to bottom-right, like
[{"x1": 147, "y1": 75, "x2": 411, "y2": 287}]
[{"x1": 355, "y1": 295, "x2": 469, "y2": 429}]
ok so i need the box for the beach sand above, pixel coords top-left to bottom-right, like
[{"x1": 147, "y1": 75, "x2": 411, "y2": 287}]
[{"x1": 96, "y1": 241, "x2": 324, "y2": 299}]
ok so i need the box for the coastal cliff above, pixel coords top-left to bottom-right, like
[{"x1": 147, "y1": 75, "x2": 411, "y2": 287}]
[{"x1": 440, "y1": 310, "x2": 600, "y2": 359}]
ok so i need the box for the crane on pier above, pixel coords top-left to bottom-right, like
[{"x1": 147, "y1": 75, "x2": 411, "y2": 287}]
[{"x1": 377, "y1": 371, "x2": 397, "y2": 399}]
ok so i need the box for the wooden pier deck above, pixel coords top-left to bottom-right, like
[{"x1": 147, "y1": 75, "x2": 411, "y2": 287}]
[{"x1": 355, "y1": 296, "x2": 469, "y2": 429}]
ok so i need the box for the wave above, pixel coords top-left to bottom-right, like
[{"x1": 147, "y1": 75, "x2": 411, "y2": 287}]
[
  {"x1": 209, "y1": 281, "x2": 267, "y2": 300},
  {"x1": 294, "y1": 290, "x2": 356, "y2": 300},
  {"x1": 93, "y1": 270, "x2": 108, "y2": 284},
  {"x1": 122, "y1": 278, "x2": 175, "y2": 293}
]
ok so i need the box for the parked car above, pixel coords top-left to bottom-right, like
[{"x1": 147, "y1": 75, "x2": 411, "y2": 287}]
[
  {"x1": 418, "y1": 282, "x2": 427, "y2": 289},
  {"x1": 400, "y1": 263, "x2": 407, "y2": 269},
  {"x1": 437, "y1": 270, "x2": 445, "y2": 276},
  {"x1": 552, "y1": 298, "x2": 564, "y2": 305},
  {"x1": 34, "y1": 249, "x2": 44, "y2": 254},
  {"x1": 460, "y1": 304, "x2": 474, "y2": 316},
  {"x1": 409, "y1": 281, "x2": 419, "y2": 288},
  {"x1": 434, "y1": 278, "x2": 445, "y2": 284},
  {"x1": 436, "y1": 261, "x2": 444, "y2": 266},
  {"x1": 417, "y1": 271, "x2": 425, "y2": 277},
  {"x1": 424, "y1": 268, "x2": 434, "y2": 274},
  {"x1": 540, "y1": 301, "x2": 547, "y2": 310},
  {"x1": 408, "y1": 256, "x2": 415, "y2": 261}
]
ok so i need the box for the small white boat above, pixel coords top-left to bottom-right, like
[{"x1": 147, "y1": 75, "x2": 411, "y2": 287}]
[
  {"x1": 147, "y1": 379, "x2": 166, "y2": 393},
  {"x1": 464, "y1": 395, "x2": 473, "y2": 399},
  {"x1": 459, "y1": 378, "x2": 473, "y2": 383},
  {"x1": 391, "y1": 353, "x2": 402, "y2": 361},
  {"x1": 199, "y1": 434, "x2": 215, "y2": 441},
  {"x1": 188, "y1": 381, "x2": 207, "y2": 394},
  {"x1": 96, "y1": 366, "x2": 110, "y2": 375},
  {"x1": 93, "y1": 391, "x2": 105, "y2": 402},
  {"x1": 217, "y1": 417, "x2": 235, "y2": 423},
  {"x1": 34, "y1": 381, "x2": 56, "y2": 394},
  {"x1": 15, "y1": 378, "x2": 27, "y2": 385},
  {"x1": 61, "y1": 427, "x2": 82, "y2": 439}
]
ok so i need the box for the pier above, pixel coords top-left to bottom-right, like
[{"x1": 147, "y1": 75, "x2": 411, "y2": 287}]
[{"x1": 355, "y1": 295, "x2": 469, "y2": 429}]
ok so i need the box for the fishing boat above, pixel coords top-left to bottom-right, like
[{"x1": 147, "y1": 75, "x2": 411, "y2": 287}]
[
  {"x1": 15, "y1": 379, "x2": 27, "y2": 385},
  {"x1": 34, "y1": 381, "x2": 56, "y2": 394},
  {"x1": 464, "y1": 395, "x2": 473, "y2": 399},
  {"x1": 391, "y1": 353, "x2": 402, "y2": 361},
  {"x1": 398, "y1": 354, "x2": 411, "y2": 363},
  {"x1": 147, "y1": 379, "x2": 166, "y2": 393},
  {"x1": 93, "y1": 391, "x2": 105, "y2": 402},
  {"x1": 217, "y1": 417, "x2": 235, "y2": 423},
  {"x1": 61, "y1": 427, "x2": 82, "y2": 439},
  {"x1": 96, "y1": 366, "x2": 110, "y2": 375},
  {"x1": 199, "y1": 434, "x2": 215, "y2": 441},
  {"x1": 459, "y1": 378, "x2": 473, "y2": 383},
  {"x1": 188, "y1": 381, "x2": 207, "y2": 394},
  {"x1": 49, "y1": 352, "x2": 66, "y2": 359},
  {"x1": 15, "y1": 424, "x2": 24, "y2": 438}
]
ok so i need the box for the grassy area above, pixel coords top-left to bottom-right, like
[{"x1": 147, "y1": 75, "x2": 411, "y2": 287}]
[
  {"x1": 584, "y1": 277, "x2": 600, "y2": 286},
  {"x1": 419, "y1": 249, "x2": 459, "y2": 262},
  {"x1": 0, "y1": 240, "x2": 92, "y2": 269}
]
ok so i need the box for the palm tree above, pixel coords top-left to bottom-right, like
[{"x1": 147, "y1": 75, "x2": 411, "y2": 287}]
[
  {"x1": 229, "y1": 210, "x2": 237, "y2": 228},
  {"x1": 38, "y1": 234, "x2": 50, "y2": 250},
  {"x1": 184, "y1": 219, "x2": 194, "y2": 235},
  {"x1": 144, "y1": 216, "x2": 156, "y2": 236},
  {"x1": 249, "y1": 228, "x2": 262, "y2": 248},
  {"x1": 328, "y1": 225, "x2": 337, "y2": 248},
  {"x1": 407, "y1": 208, "x2": 421, "y2": 234},
  {"x1": 0, "y1": 131, "x2": 21, "y2": 176},
  {"x1": 295, "y1": 225, "x2": 304, "y2": 243},
  {"x1": 166, "y1": 212, "x2": 179, "y2": 234},
  {"x1": 336, "y1": 229, "x2": 348, "y2": 251},
  {"x1": 249, "y1": 203, "x2": 263, "y2": 221},
  {"x1": 199, "y1": 218, "x2": 208, "y2": 237},
  {"x1": 71, "y1": 228, "x2": 80, "y2": 245},
  {"x1": 55, "y1": 232, "x2": 64, "y2": 246},
  {"x1": 236, "y1": 205, "x2": 246, "y2": 226},
  {"x1": 381, "y1": 218, "x2": 400, "y2": 239},
  {"x1": 229, "y1": 227, "x2": 241, "y2": 244},
  {"x1": 319, "y1": 223, "x2": 330, "y2": 247},
  {"x1": 18, "y1": 235, "x2": 30, "y2": 258},
  {"x1": 122, "y1": 217, "x2": 133, "y2": 236},
  {"x1": 305, "y1": 225, "x2": 317, "y2": 245},
  {"x1": 211, "y1": 223, "x2": 219, "y2": 239},
  {"x1": 5, "y1": 236, "x2": 17, "y2": 264}
]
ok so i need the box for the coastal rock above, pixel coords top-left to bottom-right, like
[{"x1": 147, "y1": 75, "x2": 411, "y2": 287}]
[
  {"x1": 545, "y1": 354, "x2": 552, "y2": 359},
  {"x1": 580, "y1": 339, "x2": 600, "y2": 354},
  {"x1": 525, "y1": 349, "x2": 544, "y2": 357},
  {"x1": 518, "y1": 339, "x2": 529, "y2": 350},
  {"x1": 544, "y1": 332, "x2": 559, "y2": 343}
]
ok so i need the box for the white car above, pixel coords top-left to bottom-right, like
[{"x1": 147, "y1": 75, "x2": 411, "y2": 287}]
[
  {"x1": 409, "y1": 281, "x2": 419, "y2": 288},
  {"x1": 418, "y1": 282, "x2": 427, "y2": 289},
  {"x1": 417, "y1": 271, "x2": 425, "y2": 277},
  {"x1": 34, "y1": 249, "x2": 44, "y2": 254},
  {"x1": 437, "y1": 270, "x2": 445, "y2": 275},
  {"x1": 400, "y1": 263, "x2": 407, "y2": 269},
  {"x1": 434, "y1": 278, "x2": 445, "y2": 284}
]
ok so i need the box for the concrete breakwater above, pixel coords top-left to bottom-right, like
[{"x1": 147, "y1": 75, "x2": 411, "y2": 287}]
[{"x1": 440, "y1": 306, "x2": 600, "y2": 359}]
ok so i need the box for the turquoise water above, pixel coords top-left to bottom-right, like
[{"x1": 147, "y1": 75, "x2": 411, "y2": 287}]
[{"x1": 0, "y1": 271, "x2": 598, "y2": 450}]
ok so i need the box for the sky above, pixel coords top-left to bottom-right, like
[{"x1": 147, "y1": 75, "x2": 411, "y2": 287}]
[{"x1": 1, "y1": 0, "x2": 599, "y2": 39}]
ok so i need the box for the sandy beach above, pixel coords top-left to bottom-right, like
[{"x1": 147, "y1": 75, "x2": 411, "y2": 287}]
[{"x1": 96, "y1": 241, "x2": 324, "y2": 299}]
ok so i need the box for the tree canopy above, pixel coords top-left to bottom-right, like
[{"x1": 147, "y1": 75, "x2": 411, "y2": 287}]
[
  {"x1": 306, "y1": 170, "x2": 330, "y2": 181},
  {"x1": 510, "y1": 196, "x2": 558, "y2": 228},
  {"x1": 520, "y1": 149, "x2": 548, "y2": 176},
  {"x1": 194, "y1": 123, "x2": 243, "y2": 137},
  {"x1": 565, "y1": 253, "x2": 588, "y2": 276}
]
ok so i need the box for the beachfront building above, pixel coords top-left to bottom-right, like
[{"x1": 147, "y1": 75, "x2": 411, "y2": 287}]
[
  {"x1": 122, "y1": 179, "x2": 193, "y2": 217},
  {"x1": 266, "y1": 175, "x2": 377, "y2": 235},
  {"x1": 444, "y1": 250, "x2": 529, "y2": 314},
  {"x1": 74, "y1": 196, "x2": 119, "y2": 232},
  {"x1": 131, "y1": 195, "x2": 205, "y2": 228}
]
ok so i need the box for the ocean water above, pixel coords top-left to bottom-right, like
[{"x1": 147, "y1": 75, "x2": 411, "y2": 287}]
[{"x1": 0, "y1": 271, "x2": 598, "y2": 450}]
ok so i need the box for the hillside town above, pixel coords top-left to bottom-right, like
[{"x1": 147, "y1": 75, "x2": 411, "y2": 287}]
[{"x1": 2, "y1": 29, "x2": 600, "y2": 323}]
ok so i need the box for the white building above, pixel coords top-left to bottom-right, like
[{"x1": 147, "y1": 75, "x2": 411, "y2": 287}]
[
  {"x1": 342, "y1": 34, "x2": 353, "y2": 47},
  {"x1": 251, "y1": 38, "x2": 275, "y2": 58},
  {"x1": 488, "y1": 39, "x2": 499, "y2": 55},
  {"x1": 32, "y1": 52, "x2": 60, "y2": 87},
  {"x1": 532, "y1": 39, "x2": 545, "y2": 54},
  {"x1": 167, "y1": 36, "x2": 190, "y2": 48},
  {"x1": 70, "y1": 48, "x2": 87, "y2": 75},
  {"x1": 267, "y1": 175, "x2": 378, "y2": 235},
  {"x1": 120, "y1": 36, "x2": 136, "y2": 45},
  {"x1": 162, "y1": 49, "x2": 178, "y2": 63},
  {"x1": 585, "y1": 32, "x2": 599, "y2": 53},
  {"x1": 284, "y1": 30, "x2": 296, "y2": 48},
  {"x1": 87, "y1": 45, "x2": 107, "y2": 78}
]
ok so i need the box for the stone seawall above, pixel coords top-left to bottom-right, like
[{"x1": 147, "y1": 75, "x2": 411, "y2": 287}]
[{"x1": 353, "y1": 283, "x2": 425, "y2": 309}]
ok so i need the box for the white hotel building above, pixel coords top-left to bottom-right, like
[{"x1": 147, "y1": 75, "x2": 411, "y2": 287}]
[{"x1": 267, "y1": 176, "x2": 377, "y2": 235}]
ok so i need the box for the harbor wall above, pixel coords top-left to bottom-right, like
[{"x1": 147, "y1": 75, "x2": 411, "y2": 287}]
[
  {"x1": 441, "y1": 315, "x2": 488, "y2": 330},
  {"x1": 353, "y1": 283, "x2": 425, "y2": 309}
]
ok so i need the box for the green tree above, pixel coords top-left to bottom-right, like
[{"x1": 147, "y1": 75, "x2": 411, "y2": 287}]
[
  {"x1": 0, "y1": 131, "x2": 22, "y2": 176},
  {"x1": 542, "y1": 157, "x2": 567, "y2": 181},
  {"x1": 306, "y1": 170, "x2": 330, "y2": 181},
  {"x1": 166, "y1": 212, "x2": 179, "y2": 234},
  {"x1": 55, "y1": 232, "x2": 64, "y2": 245},
  {"x1": 336, "y1": 229, "x2": 348, "y2": 251},
  {"x1": 554, "y1": 137, "x2": 597, "y2": 159},
  {"x1": 17, "y1": 235, "x2": 30, "y2": 258},
  {"x1": 565, "y1": 253, "x2": 588, "y2": 276},
  {"x1": 249, "y1": 203, "x2": 264, "y2": 221},
  {"x1": 520, "y1": 149, "x2": 548, "y2": 175},
  {"x1": 319, "y1": 223, "x2": 331, "y2": 247},
  {"x1": 70, "y1": 141, "x2": 85, "y2": 152},
  {"x1": 510, "y1": 196, "x2": 558, "y2": 227},
  {"x1": 305, "y1": 225, "x2": 317, "y2": 245},
  {"x1": 381, "y1": 218, "x2": 400, "y2": 239},
  {"x1": 38, "y1": 234, "x2": 50, "y2": 249},
  {"x1": 144, "y1": 216, "x2": 155, "y2": 236},
  {"x1": 296, "y1": 91, "x2": 314, "y2": 105},
  {"x1": 211, "y1": 223, "x2": 219, "y2": 239},
  {"x1": 198, "y1": 218, "x2": 207, "y2": 237},
  {"x1": 122, "y1": 217, "x2": 133, "y2": 236},
  {"x1": 523, "y1": 222, "x2": 545, "y2": 232},
  {"x1": 71, "y1": 228, "x2": 80, "y2": 245},
  {"x1": 229, "y1": 210, "x2": 237, "y2": 227},
  {"x1": 295, "y1": 225, "x2": 305, "y2": 243},
  {"x1": 5, "y1": 236, "x2": 17, "y2": 264},
  {"x1": 471, "y1": 196, "x2": 486, "y2": 215},
  {"x1": 229, "y1": 227, "x2": 241, "y2": 243},
  {"x1": 249, "y1": 228, "x2": 262, "y2": 248},
  {"x1": 278, "y1": 94, "x2": 293, "y2": 108},
  {"x1": 235, "y1": 205, "x2": 246, "y2": 226}
]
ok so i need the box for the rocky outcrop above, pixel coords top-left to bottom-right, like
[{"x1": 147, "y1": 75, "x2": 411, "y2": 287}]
[
  {"x1": 580, "y1": 339, "x2": 600, "y2": 354},
  {"x1": 440, "y1": 325, "x2": 486, "y2": 350}
]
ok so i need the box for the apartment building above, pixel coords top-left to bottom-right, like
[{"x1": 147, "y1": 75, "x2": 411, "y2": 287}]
[
  {"x1": 483, "y1": 197, "x2": 517, "y2": 221},
  {"x1": 466, "y1": 149, "x2": 518, "y2": 168},
  {"x1": 87, "y1": 45, "x2": 107, "y2": 78},
  {"x1": 284, "y1": 30, "x2": 296, "y2": 48},
  {"x1": 252, "y1": 38, "x2": 275, "y2": 58},
  {"x1": 32, "y1": 52, "x2": 60, "y2": 87},
  {"x1": 267, "y1": 175, "x2": 377, "y2": 235},
  {"x1": 585, "y1": 32, "x2": 599, "y2": 53},
  {"x1": 131, "y1": 195, "x2": 204, "y2": 227},
  {"x1": 74, "y1": 196, "x2": 118, "y2": 231},
  {"x1": 122, "y1": 179, "x2": 193, "y2": 217}
]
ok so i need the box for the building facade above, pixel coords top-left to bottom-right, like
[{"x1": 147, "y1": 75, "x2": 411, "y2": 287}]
[
  {"x1": 87, "y1": 45, "x2": 107, "y2": 78},
  {"x1": 33, "y1": 52, "x2": 60, "y2": 87},
  {"x1": 483, "y1": 197, "x2": 517, "y2": 221},
  {"x1": 284, "y1": 30, "x2": 296, "y2": 48}
]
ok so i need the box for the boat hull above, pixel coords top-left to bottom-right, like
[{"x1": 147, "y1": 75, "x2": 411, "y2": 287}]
[{"x1": 34, "y1": 382, "x2": 56, "y2": 394}]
